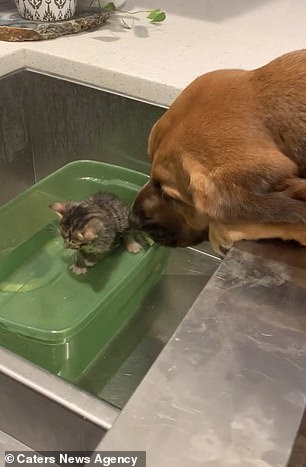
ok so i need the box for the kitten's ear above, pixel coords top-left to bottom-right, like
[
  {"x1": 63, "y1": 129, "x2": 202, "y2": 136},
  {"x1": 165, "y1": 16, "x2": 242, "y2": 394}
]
[
  {"x1": 83, "y1": 228, "x2": 98, "y2": 242},
  {"x1": 83, "y1": 219, "x2": 101, "y2": 241},
  {"x1": 49, "y1": 202, "x2": 72, "y2": 219}
]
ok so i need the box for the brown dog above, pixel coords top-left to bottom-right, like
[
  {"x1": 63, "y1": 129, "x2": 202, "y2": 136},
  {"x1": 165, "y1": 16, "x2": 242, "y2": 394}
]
[{"x1": 131, "y1": 50, "x2": 306, "y2": 254}]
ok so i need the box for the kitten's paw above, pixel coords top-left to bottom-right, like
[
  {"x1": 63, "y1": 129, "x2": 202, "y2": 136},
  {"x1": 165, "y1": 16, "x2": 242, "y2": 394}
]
[
  {"x1": 83, "y1": 259, "x2": 96, "y2": 267},
  {"x1": 70, "y1": 264, "x2": 87, "y2": 275},
  {"x1": 125, "y1": 239, "x2": 143, "y2": 254}
]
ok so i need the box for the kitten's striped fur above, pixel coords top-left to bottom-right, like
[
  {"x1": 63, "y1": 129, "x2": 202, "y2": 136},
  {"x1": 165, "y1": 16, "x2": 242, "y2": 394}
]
[{"x1": 50, "y1": 191, "x2": 142, "y2": 275}]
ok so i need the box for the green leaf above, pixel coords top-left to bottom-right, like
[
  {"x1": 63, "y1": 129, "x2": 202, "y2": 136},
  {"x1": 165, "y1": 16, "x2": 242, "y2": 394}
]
[
  {"x1": 147, "y1": 8, "x2": 166, "y2": 23},
  {"x1": 104, "y1": 2, "x2": 117, "y2": 11}
]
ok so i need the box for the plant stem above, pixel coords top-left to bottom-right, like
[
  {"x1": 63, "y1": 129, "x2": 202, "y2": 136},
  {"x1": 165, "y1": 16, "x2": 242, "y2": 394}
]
[{"x1": 116, "y1": 9, "x2": 153, "y2": 15}]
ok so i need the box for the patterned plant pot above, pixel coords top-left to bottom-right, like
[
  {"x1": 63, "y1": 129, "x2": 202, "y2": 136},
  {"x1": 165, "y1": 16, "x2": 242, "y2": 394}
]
[{"x1": 14, "y1": 0, "x2": 77, "y2": 22}]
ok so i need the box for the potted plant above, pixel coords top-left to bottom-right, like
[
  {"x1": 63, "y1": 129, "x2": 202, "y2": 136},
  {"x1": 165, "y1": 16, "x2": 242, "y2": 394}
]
[
  {"x1": 90, "y1": 1, "x2": 166, "y2": 29},
  {"x1": 14, "y1": 0, "x2": 166, "y2": 25}
]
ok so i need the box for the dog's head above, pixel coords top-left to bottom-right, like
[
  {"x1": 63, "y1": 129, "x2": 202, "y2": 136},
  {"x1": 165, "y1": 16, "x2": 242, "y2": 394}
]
[
  {"x1": 130, "y1": 114, "x2": 215, "y2": 247},
  {"x1": 130, "y1": 70, "x2": 238, "y2": 247}
]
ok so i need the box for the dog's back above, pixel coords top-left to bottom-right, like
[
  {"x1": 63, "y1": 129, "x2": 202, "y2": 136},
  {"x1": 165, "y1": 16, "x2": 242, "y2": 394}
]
[
  {"x1": 151, "y1": 49, "x2": 306, "y2": 173},
  {"x1": 252, "y1": 49, "x2": 306, "y2": 172}
]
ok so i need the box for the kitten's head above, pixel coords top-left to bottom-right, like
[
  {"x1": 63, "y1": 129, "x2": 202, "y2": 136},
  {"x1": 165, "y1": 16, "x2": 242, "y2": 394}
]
[{"x1": 49, "y1": 201, "x2": 103, "y2": 250}]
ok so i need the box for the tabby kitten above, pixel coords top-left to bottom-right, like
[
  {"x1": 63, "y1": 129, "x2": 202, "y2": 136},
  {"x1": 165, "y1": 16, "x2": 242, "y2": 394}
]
[{"x1": 49, "y1": 191, "x2": 142, "y2": 275}]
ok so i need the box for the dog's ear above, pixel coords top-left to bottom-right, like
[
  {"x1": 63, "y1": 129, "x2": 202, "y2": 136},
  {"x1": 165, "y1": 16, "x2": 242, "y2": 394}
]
[{"x1": 181, "y1": 155, "x2": 217, "y2": 215}]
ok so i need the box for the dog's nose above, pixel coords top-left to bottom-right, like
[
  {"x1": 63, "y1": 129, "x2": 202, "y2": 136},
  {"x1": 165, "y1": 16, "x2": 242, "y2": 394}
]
[{"x1": 129, "y1": 208, "x2": 152, "y2": 228}]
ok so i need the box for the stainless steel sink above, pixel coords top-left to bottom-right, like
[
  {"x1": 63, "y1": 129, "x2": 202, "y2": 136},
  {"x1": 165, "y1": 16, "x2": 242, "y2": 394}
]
[{"x1": 0, "y1": 70, "x2": 220, "y2": 451}]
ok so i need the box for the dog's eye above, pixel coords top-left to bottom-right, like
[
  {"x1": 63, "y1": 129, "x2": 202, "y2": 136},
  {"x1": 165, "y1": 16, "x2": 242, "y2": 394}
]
[
  {"x1": 161, "y1": 190, "x2": 172, "y2": 201},
  {"x1": 152, "y1": 179, "x2": 162, "y2": 191},
  {"x1": 152, "y1": 179, "x2": 175, "y2": 201},
  {"x1": 153, "y1": 180, "x2": 169, "y2": 197}
]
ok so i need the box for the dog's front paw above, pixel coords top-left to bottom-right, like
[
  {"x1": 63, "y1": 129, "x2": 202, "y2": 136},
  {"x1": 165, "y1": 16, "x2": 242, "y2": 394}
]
[
  {"x1": 209, "y1": 223, "x2": 233, "y2": 256},
  {"x1": 70, "y1": 264, "x2": 87, "y2": 275}
]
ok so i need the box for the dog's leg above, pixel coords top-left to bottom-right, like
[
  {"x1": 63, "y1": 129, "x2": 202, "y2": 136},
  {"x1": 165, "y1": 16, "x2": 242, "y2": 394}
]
[
  {"x1": 209, "y1": 223, "x2": 235, "y2": 255},
  {"x1": 282, "y1": 178, "x2": 306, "y2": 201},
  {"x1": 209, "y1": 221, "x2": 306, "y2": 256}
]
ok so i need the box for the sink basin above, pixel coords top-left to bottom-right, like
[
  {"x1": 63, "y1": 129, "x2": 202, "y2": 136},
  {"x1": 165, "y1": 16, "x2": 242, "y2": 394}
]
[
  {"x1": 0, "y1": 69, "x2": 220, "y2": 451},
  {"x1": 0, "y1": 160, "x2": 169, "y2": 382}
]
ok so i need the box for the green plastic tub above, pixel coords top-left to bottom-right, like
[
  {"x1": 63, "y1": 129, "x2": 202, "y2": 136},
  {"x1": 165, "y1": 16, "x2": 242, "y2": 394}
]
[{"x1": 0, "y1": 161, "x2": 169, "y2": 382}]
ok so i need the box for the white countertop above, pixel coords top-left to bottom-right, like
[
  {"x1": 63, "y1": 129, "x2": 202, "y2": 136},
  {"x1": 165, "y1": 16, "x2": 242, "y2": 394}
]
[{"x1": 1, "y1": 0, "x2": 306, "y2": 106}]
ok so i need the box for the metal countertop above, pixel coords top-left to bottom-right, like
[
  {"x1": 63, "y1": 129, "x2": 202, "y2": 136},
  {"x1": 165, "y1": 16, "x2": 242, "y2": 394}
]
[{"x1": 98, "y1": 241, "x2": 306, "y2": 467}]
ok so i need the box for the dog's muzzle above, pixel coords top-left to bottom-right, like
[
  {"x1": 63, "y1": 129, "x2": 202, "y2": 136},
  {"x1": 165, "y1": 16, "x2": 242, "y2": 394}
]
[
  {"x1": 129, "y1": 186, "x2": 209, "y2": 248},
  {"x1": 129, "y1": 210, "x2": 181, "y2": 247}
]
